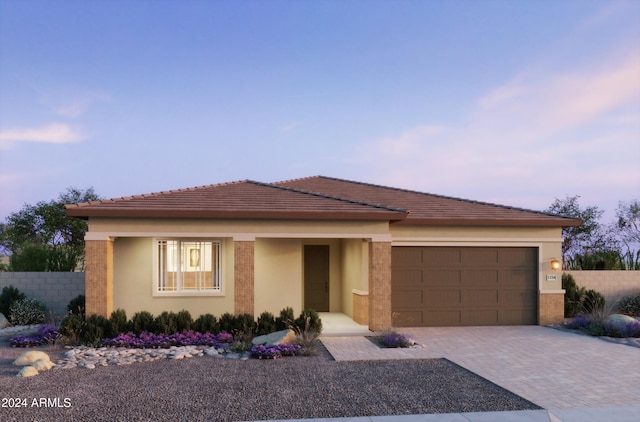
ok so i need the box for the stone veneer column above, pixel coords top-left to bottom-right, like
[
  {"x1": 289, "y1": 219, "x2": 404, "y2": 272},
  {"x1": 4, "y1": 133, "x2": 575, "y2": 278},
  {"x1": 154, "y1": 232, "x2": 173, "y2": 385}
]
[
  {"x1": 368, "y1": 241, "x2": 392, "y2": 331},
  {"x1": 234, "y1": 241, "x2": 255, "y2": 316},
  {"x1": 539, "y1": 292, "x2": 564, "y2": 325},
  {"x1": 84, "y1": 239, "x2": 113, "y2": 317}
]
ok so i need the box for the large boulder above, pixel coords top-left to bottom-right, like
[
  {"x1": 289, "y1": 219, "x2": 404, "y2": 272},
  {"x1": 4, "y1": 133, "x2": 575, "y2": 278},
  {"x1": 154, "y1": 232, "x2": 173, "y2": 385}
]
[
  {"x1": 13, "y1": 350, "x2": 51, "y2": 366},
  {"x1": 31, "y1": 358, "x2": 55, "y2": 371},
  {"x1": 252, "y1": 329, "x2": 296, "y2": 346},
  {"x1": 606, "y1": 314, "x2": 637, "y2": 325},
  {"x1": 0, "y1": 313, "x2": 9, "y2": 329}
]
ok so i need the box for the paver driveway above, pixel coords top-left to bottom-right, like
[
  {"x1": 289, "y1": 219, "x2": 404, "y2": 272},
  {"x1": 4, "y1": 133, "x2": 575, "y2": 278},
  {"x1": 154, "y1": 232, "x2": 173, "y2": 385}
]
[{"x1": 321, "y1": 326, "x2": 640, "y2": 409}]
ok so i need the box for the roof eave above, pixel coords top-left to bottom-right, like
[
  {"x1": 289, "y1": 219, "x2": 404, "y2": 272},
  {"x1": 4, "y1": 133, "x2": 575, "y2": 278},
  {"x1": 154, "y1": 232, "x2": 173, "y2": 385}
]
[{"x1": 393, "y1": 218, "x2": 583, "y2": 227}]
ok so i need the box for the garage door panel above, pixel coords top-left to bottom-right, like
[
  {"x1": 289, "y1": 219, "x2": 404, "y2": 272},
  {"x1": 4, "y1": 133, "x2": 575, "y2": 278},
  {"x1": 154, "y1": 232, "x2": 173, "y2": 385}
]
[
  {"x1": 392, "y1": 289, "x2": 423, "y2": 308},
  {"x1": 392, "y1": 246, "x2": 538, "y2": 327},
  {"x1": 392, "y1": 269, "x2": 423, "y2": 285},
  {"x1": 394, "y1": 311, "x2": 423, "y2": 327},
  {"x1": 392, "y1": 247, "x2": 423, "y2": 266},
  {"x1": 461, "y1": 248, "x2": 499, "y2": 266},
  {"x1": 462, "y1": 310, "x2": 498, "y2": 325},
  {"x1": 423, "y1": 249, "x2": 461, "y2": 266},
  {"x1": 463, "y1": 289, "x2": 498, "y2": 306},
  {"x1": 462, "y1": 269, "x2": 498, "y2": 285},
  {"x1": 424, "y1": 270, "x2": 461, "y2": 285},
  {"x1": 425, "y1": 289, "x2": 461, "y2": 307}
]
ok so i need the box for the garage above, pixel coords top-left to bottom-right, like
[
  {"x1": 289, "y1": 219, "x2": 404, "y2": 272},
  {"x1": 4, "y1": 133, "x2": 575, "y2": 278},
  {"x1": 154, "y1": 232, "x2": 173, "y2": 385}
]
[{"x1": 392, "y1": 247, "x2": 538, "y2": 327}]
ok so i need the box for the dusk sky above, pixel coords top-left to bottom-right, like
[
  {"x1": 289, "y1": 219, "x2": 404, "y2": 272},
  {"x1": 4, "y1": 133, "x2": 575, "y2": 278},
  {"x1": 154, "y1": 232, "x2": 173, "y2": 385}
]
[{"x1": 1, "y1": 0, "x2": 638, "y2": 223}]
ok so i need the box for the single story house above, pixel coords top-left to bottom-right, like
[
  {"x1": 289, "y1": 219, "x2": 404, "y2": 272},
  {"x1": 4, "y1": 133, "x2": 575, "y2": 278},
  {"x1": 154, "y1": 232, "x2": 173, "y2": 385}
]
[{"x1": 66, "y1": 176, "x2": 581, "y2": 330}]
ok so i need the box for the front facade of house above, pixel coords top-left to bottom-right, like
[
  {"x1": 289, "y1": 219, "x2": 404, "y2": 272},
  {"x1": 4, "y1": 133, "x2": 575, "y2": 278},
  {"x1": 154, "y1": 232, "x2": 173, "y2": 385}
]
[{"x1": 66, "y1": 176, "x2": 581, "y2": 330}]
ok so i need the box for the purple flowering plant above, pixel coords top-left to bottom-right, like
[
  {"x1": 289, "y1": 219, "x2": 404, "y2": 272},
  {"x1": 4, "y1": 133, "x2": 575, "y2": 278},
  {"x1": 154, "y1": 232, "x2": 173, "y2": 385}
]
[
  {"x1": 9, "y1": 324, "x2": 59, "y2": 348},
  {"x1": 102, "y1": 330, "x2": 234, "y2": 349},
  {"x1": 250, "y1": 343, "x2": 301, "y2": 359},
  {"x1": 604, "y1": 318, "x2": 640, "y2": 338},
  {"x1": 381, "y1": 331, "x2": 413, "y2": 348}
]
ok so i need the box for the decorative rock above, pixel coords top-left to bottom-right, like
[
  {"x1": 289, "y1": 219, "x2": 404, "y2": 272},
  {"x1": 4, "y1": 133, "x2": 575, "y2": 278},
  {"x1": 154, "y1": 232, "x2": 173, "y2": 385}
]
[
  {"x1": 17, "y1": 366, "x2": 39, "y2": 377},
  {"x1": 606, "y1": 314, "x2": 637, "y2": 325},
  {"x1": 13, "y1": 350, "x2": 51, "y2": 366},
  {"x1": 31, "y1": 358, "x2": 55, "y2": 371},
  {"x1": 0, "y1": 313, "x2": 9, "y2": 329},
  {"x1": 252, "y1": 329, "x2": 296, "y2": 346}
]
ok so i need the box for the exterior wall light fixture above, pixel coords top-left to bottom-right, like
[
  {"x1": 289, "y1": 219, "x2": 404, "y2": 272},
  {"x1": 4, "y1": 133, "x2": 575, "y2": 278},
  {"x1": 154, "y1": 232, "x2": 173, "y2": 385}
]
[{"x1": 550, "y1": 259, "x2": 561, "y2": 271}]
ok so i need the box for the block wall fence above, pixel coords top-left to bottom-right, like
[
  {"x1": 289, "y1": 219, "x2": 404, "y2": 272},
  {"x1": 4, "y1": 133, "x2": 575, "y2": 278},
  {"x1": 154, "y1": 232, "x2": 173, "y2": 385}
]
[
  {"x1": 568, "y1": 271, "x2": 640, "y2": 306},
  {"x1": 0, "y1": 272, "x2": 85, "y2": 322}
]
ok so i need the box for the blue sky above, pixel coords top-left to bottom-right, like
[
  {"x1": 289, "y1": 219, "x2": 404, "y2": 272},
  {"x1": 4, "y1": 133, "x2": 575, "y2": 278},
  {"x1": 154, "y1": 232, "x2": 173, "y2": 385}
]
[{"x1": 1, "y1": 0, "x2": 638, "y2": 223}]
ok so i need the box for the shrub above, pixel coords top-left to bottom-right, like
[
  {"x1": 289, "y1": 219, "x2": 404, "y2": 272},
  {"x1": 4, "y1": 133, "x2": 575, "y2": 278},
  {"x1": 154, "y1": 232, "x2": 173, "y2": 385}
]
[
  {"x1": 234, "y1": 313, "x2": 256, "y2": 335},
  {"x1": 381, "y1": 331, "x2": 413, "y2": 348},
  {"x1": 9, "y1": 298, "x2": 47, "y2": 325},
  {"x1": 256, "y1": 311, "x2": 277, "y2": 336},
  {"x1": 582, "y1": 289, "x2": 605, "y2": 314},
  {"x1": 131, "y1": 311, "x2": 156, "y2": 334},
  {"x1": 193, "y1": 313, "x2": 219, "y2": 333},
  {"x1": 218, "y1": 312, "x2": 236, "y2": 333},
  {"x1": 59, "y1": 313, "x2": 85, "y2": 344},
  {"x1": 290, "y1": 314, "x2": 321, "y2": 356},
  {"x1": 0, "y1": 285, "x2": 26, "y2": 321},
  {"x1": 605, "y1": 317, "x2": 640, "y2": 338},
  {"x1": 617, "y1": 293, "x2": 640, "y2": 316},
  {"x1": 294, "y1": 308, "x2": 322, "y2": 334},
  {"x1": 563, "y1": 273, "x2": 585, "y2": 317},
  {"x1": 109, "y1": 309, "x2": 129, "y2": 337},
  {"x1": 155, "y1": 311, "x2": 178, "y2": 334},
  {"x1": 66, "y1": 294, "x2": 86, "y2": 319},
  {"x1": 175, "y1": 310, "x2": 193, "y2": 332},
  {"x1": 83, "y1": 314, "x2": 109, "y2": 345},
  {"x1": 276, "y1": 307, "x2": 295, "y2": 331}
]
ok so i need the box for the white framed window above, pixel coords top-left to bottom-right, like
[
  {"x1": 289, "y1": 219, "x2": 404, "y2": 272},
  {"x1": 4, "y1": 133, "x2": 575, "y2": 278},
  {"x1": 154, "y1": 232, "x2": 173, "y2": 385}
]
[{"x1": 155, "y1": 239, "x2": 222, "y2": 295}]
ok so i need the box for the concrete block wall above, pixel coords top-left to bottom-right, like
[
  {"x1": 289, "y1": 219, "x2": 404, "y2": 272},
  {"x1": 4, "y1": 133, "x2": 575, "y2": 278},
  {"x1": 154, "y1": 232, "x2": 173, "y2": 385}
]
[
  {"x1": 0, "y1": 272, "x2": 85, "y2": 322},
  {"x1": 567, "y1": 271, "x2": 640, "y2": 306}
]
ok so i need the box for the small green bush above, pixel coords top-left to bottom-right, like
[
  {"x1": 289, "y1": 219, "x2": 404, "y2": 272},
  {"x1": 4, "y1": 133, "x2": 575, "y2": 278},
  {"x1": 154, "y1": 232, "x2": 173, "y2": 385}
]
[
  {"x1": 234, "y1": 313, "x2": 256, "y2": 335},
  {"x1": 175, "y1": 310, "x2": 193, "y2": 332},
  {"x1": 0, "y1": 285, "x2": 26, "y2": 321},
  {"x1": 617, "y1": 293, "x2": 640, "y2": 316},
  {"x1": 193, "y1": 313, "x2": 219, "y2": 333},
  {"x1": 59, "y1": 313, "x2": 85, "y2": 344},
  {"x1": 218, "y1": 312, "x2": 236, "y2": 333},
  {"x1": 9, "y1": 298, "x2": 48, "y2": 325},
  {"x1": 294, "y1": 308, "x2": 323, "y2": 334},
  {"x1": 83, "y1": 314, "x2": 109, "y2": 345},
  {"x1": 563, "y1": 273, "x2": 585, "y2": 317},
  {"x1": 256, "y1": 311, "x2": 277, "y2": 335},
  {"x1": 582, "y1": 289, "x2": 605, "y2": 314},
  {"x1": 276, "y1": 307, "x2": 295, "y2": 331},
  {"x1": 109, "y1": 309, "x2": 129, "y2": 337},
  {"x1": 131, "y1": 311, "x2": 156, "y2": 334},
  {"x1": 155, "y1": 311, "x2": 178, "y2": 334},
  {"x1": 66, "y1": 294, "x2": 86, "y2": 319}
]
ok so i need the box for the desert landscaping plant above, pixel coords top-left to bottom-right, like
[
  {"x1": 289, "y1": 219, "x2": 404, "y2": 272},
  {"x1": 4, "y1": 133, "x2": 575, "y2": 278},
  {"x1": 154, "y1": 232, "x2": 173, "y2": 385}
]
[
  {"x1": 616, "y1": 293, "x2": 640, "y2": 316},
  {"x1": 381, "y1": 331, "x2": 413, "y2": 348},
  {"x1": 290, "y1": 314, "x2": 322, "y2": 356},
  {"x1": 9, "y1": 297, "x2": 48, "y2": 326},
  {"x1": 192, "y1": 313, "x2": 219, "y2": 333},
  {"x1": 0, "y1": 285, "x2": 26, "y2": 321},
  {"x1": 66, "y1": 294, "x2": 86, "y2": 319}
]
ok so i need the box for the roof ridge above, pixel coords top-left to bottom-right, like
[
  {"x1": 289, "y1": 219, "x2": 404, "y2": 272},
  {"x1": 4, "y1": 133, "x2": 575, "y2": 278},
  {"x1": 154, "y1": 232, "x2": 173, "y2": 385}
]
[
  {"x1": 288, "y1": 175, "x2": 578, "y2": 221},
  {"x1": 261, "y1": 180, "x2": 408, "y2": 214}
]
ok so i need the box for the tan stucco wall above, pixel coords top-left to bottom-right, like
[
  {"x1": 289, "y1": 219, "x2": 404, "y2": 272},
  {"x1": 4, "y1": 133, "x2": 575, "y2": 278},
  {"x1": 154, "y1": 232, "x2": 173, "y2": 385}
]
[
  {"x1": 340, "y1": 238, "x2": 368, "y2": 318},
  {"x1": 568, "y1": 271, "x2": 640, "y2": 305},
  {"x1": 88, "y1": 217, "x2": 389, "y2": 237},
  {"x1": 112, "y1": 237, "x2": 235, "y2": 317},
  {"x1": 254, "y1": 238, "x2": 303, "y2": 316}
]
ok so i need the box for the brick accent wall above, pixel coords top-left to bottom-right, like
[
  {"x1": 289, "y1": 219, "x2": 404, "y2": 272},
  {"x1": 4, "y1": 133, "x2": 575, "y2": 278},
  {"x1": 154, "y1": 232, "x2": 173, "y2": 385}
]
[
  {"x1": 85, "y1": 240, "x2": 113, "y2": 317},
  {"x1": 539, "y1": 293, "x2": 564, "y2": 325},
  {"x1": 368, "y1": 241, "x2": 392, "y2": 331},
  {"x1": 234, "y1": 241, "x2": 255, "y2": 315},
  {"x1": 0, "y1": 272, "x2": 84, "y2": 321},
  {"x1": 352, "y1": 291, "x2": 369, "y2": 325},
  {"x1": 568, "y1": 271, "x2": 640, "y2": 305}
]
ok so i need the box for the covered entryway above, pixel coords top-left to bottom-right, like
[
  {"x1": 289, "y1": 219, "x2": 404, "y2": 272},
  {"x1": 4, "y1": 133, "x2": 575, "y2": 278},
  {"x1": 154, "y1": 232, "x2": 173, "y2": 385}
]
[
  {"x1": 392, "y1": 247, "x2": 538, "y2": 326},
  {"x1": 304, "y1": 245, "x2": 330, "y2": 312}
]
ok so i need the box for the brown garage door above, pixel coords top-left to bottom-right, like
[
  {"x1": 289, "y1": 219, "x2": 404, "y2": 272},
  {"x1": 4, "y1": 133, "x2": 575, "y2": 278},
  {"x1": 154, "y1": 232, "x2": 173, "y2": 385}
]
[{"x1": 392, "y1": 247, "x2": 538, "y2": 327}]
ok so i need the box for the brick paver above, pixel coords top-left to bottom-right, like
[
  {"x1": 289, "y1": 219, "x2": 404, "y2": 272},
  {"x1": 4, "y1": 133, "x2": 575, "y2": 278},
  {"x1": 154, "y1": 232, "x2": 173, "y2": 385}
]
[{"x1": 321, "y1": 326, "x2": 640, "y2": 409}]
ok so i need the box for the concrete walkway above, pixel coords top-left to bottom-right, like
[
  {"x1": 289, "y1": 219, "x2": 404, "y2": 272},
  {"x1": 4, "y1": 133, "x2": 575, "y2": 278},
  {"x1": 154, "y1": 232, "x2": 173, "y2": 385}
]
[{"x1": 314, "y1": 326, "x2": 640, "y2": 422}]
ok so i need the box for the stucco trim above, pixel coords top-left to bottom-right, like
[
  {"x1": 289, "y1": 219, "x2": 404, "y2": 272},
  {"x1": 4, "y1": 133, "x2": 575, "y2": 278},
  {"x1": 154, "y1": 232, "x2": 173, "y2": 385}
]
[
  {"x1": 393, "y1": 238, "x2": 563, "y2": 245},
  {"x1": 88, "y1": 231, "x2": 390, "y2": 240}
]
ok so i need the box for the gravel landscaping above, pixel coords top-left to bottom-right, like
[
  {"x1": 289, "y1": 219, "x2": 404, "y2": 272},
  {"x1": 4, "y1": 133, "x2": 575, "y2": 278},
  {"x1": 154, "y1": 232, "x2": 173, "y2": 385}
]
[{"x1": 0, "y1": 338, "x2": 539, "y2": 422}]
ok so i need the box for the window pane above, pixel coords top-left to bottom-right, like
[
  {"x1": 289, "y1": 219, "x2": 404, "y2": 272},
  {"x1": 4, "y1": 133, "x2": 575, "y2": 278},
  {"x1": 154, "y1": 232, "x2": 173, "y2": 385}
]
[{"x1": 158, "y1": 240, "x2": 220, "y2": 293}]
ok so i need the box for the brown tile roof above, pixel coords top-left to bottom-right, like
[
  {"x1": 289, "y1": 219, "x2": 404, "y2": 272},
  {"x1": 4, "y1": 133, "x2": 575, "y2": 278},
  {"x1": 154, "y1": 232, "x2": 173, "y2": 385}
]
[
  {"x1": 66, "y1": 176, "x2": 580, "y2": 227},
  {"x1": 274, "y1": 176, "x2": 581, "y2": 227},
  {"x1": 65, "y1": 180, "x2": 408, "y2": 221}
]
